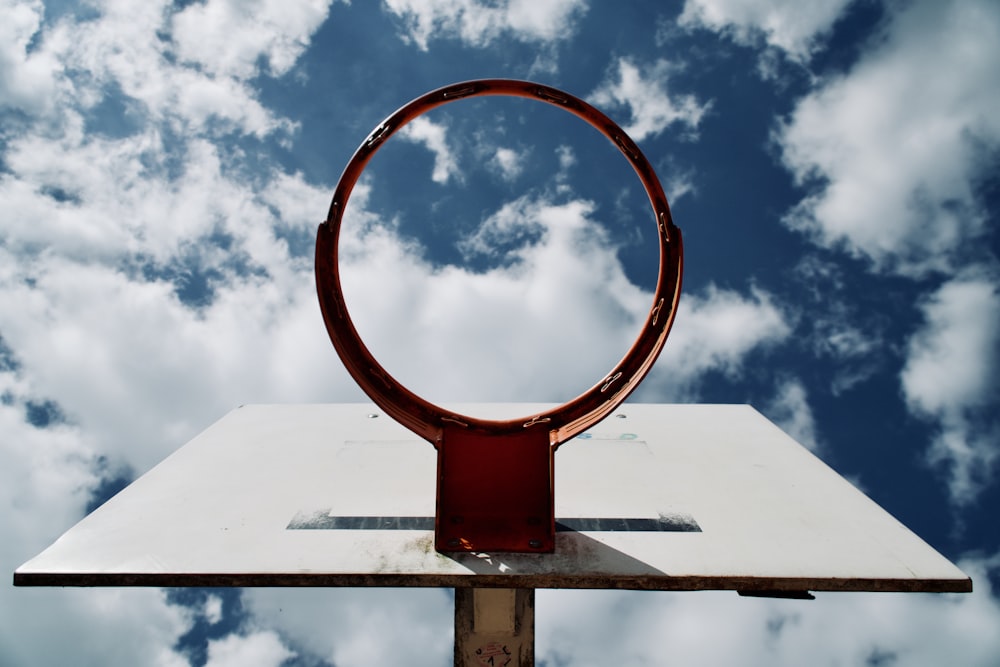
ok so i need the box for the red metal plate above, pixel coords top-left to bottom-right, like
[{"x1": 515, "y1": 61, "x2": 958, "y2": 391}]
[{"x1": 435, "y1": 425, "x2": 554, "y2": 553}]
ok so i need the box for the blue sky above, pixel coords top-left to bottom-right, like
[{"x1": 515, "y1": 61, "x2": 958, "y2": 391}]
[{"x1": 2, "y1": 0, "x2": 999, "y2": 665}]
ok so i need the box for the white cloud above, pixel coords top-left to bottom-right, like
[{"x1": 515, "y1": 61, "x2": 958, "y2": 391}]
[
  {"x1": 337, "y1": 191, "x2": 793, "y2": 410},
  {"x1": 400, "y1": 116, "x2": 462, "y2": 185},
  {"x1": 763, "y1": 377, "x2": 820, "y2": 451},
  {"x1": 2, "y1": 131, "x2": 232, "y2": 262},
  {"x1": 776, "y1": 0, "x2": 1000, "y2": 276},
  {"x1": 538, "y1": 551, "x2": 1000, "y2": 666},
  {"x1": 37, "y1": 0, "x2": 299, "y2": 138},
  {"x1": 341, "y1": 194, "x2": 653, "y2": 408},
  {"x1": 555, "y1": 144, "x2": 575, "y2": 171},
  {"x1": 0, "y1": 379, "x2": 191, "y2": 667},
  {"x1": 171, "y1": 0, "x2": 333, "y2": 79},
  {"x1": 203, "y1": 595, "x2": 224, "y2": 625},
  {"x1": 382, "y1": 0, "x2": 587, "y2": 50},
  {"x1": 791, "y1": 256, "x2": 885, "y2": 394},
  {"x1": 902, "y1": 272, "x2": 1000, "y2": 416},
  {"x1": 492, "y1": 146, "x2": 525, "y2": 181},
  {"x1": 901, "y1": 269, "x2": 1000, "y2": 504},
  {"x1": 664, "y1": 170, "x2": 695, "y2": 203},
  {"x1": 812, "y1": 315, "x2": 877, "y2": 360},
  {"x1": 656, "y1": 157, "x2": 698, "y2": 204},
  {"x1": 678, "y1": 0, "x2": 854, "y2": 63},
  {"x1": 204, "y1": 631, "x2": 296, "y2": 667},
  {"x1": 816, "y1": 319, "x2": 882, "y2": 394},
  {"x1": 0, "y1": 384, "x2": 99, "y2": 575},
  {"x1": 641, "y1": 284, "x2": 792, "y2": 400},
  {"x1": 4, "y1": 523, "x2": 190, "y2": 665},
  {"x1": 0, "y1": 252, "x2": 351, "y2": 474},
  {"x1": 0, "y1": 121, "x2": 348, "y2": 471},
  {"x1": 553, "y1": 145, "x2": 576, "y2": 193},
  {"x1": 245, "y1": 588, "x2": 453, "y2": 667},
  {"x1": 0, "y1": 0, "x2": 61, "y2": 114},
  {"x1": 590, "y1": 57, "x2": 711, "y2": 141},
  {"x1": 458, "y1": 193, "x2": 554, "y2": 258}
]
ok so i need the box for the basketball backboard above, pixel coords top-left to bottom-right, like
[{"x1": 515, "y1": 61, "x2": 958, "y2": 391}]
[{"x1": 14, "y1": 402, "x2": 971, "y2": 594}]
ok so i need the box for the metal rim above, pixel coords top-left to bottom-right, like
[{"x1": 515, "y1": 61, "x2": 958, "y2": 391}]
[{"x1": 315, "y1": 79, "x2": 683, "y2": 447}]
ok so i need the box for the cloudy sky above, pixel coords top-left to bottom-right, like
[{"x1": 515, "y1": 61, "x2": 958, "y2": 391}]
[{"x1": 2, "y1": 0, "x2": 999, "y2": 664}]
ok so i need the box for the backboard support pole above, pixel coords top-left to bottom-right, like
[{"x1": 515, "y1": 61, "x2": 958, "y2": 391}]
[{"x1": 455, "y1": 588, "x2": 535, "y2": 667}]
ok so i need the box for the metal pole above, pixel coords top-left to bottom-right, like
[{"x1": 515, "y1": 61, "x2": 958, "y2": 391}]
[{"x1": 454, "y1": 588, "x2": 534, "y2": 666}]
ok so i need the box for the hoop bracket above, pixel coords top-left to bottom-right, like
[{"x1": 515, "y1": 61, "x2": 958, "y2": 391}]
[{"x1": 315, "y1": 79, "x2": 683, "y2": 552}]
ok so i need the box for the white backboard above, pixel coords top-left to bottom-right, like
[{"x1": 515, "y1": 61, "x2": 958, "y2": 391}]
[{"x1": 14, "y1": 403, "x2": 971, "y2": 594}]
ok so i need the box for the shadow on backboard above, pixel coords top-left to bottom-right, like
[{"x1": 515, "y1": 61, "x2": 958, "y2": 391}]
[{"x1": 445, "y1": 530, "x2": 668, "y2": 585}]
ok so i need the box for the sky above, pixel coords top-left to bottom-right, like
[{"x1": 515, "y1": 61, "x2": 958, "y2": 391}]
[{"x1": 1, "y1": 0, "x2": 999, "y2": 665}]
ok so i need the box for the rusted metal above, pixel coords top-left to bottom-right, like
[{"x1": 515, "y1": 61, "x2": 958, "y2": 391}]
[{"x1": 315, "y1": 79, "x2": 683, "y2": 553}]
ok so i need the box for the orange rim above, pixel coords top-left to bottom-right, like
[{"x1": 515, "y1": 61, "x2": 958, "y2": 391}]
[{"x1": 315, "y1": 79, "x2": 683, "y2": 447}]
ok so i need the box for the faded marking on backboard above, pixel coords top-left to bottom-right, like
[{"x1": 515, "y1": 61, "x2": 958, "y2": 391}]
[
  {"x1": 576, "y1": 432, "x2": 639, "y2": 440},
  {"x1": 287, "y1": 512, "x2": 701, "y2": 532},
  {"x1": 556, "y1": 515, "x2": 700, "y2": 532}
]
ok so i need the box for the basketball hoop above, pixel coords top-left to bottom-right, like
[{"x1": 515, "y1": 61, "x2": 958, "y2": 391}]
[{"x1": 316, "y1": 79, "x2": 683, "y2": 552}]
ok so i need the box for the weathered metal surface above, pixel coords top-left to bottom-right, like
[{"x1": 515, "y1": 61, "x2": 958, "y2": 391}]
[
  {"x1": 455, "y1": 588, "x2": 534, "y2": 667},
  {"x1": 14, "y1": 404, "x2": 972, "y2": 593}
]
